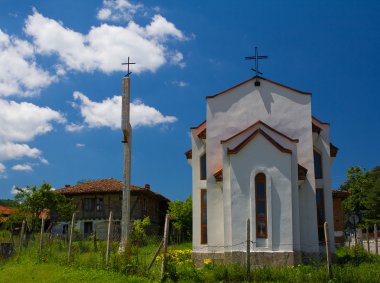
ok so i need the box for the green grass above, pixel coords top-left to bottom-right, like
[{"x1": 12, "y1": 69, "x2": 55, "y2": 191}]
[
  {"x1": 0, "y1": 259, "x2": 149, "y2": 282},
  {"x1": 1, "y1": 235, "x2": 380, "y2": 283}
]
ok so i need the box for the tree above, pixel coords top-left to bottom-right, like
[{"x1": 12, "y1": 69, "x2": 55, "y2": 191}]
[
  {"x1": 168, "y1": 197, "x2": 192, "y2": 242},
  {"x1": 340, "y1": 166, "x2": 380, "y2": 227},
  {"x1": 8, "y1": 183, "x2": 75, "y2": 231}
]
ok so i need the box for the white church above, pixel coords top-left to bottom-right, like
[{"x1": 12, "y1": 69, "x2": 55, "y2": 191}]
[{"x1": 186, "y1": 75, "x2": 338, "y2": 266}]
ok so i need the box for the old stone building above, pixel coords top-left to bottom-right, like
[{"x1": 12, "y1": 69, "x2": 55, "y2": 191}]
[{"x1": 54, "y1": 178, "x2": 169, "y2": 239}]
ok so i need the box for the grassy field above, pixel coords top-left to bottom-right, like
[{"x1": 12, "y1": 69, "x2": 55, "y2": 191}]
[{"x1": 0, "y1": 234, "x2": 379, "y2": 282}]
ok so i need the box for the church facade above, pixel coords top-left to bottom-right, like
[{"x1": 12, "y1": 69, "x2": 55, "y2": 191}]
[{"x1": 186, "y1": 76, "x2": 338, "y2": 266}]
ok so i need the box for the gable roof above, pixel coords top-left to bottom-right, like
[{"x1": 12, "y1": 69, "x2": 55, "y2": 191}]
[
  {"x1": 227, "y1": 128, "x2": 292, "y2": 155},
  {"x1": 330, "y1": 142, "x2": 339, "y2": 157},
  {"x1": 213, "y1": 164, "x2": 308, "y2": 182},
  {"x1": 221, "y1": 120, "x2": 299, "y2": 144},
  {"x1": 206, "y1": 76, "x2": 312, "y2": 99},
  {"x1": 55, "y1": 178, "x2": 169, "y2": 201},
  {"x1": 190, "y1": 120, "x2": 207, "y2": 139},
  {"x1": 0, "y1": 205, "x2": 15, "y2": 216}
]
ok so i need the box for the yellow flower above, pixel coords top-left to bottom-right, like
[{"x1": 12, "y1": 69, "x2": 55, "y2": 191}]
[{"x1": 203, "y1": 258, "x2": 212, "y2": 265}]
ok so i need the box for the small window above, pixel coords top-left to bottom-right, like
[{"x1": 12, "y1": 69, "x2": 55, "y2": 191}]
[
  {"x1": 143, "y1": 199, "x2": 147, "y2": 212},
  {"x1": 314, "y1": 150, "x2": 323, "y2": 179},
  {"x1": 96, "y1": 198, "x2": 103, "y2": 212},
  {"x1": 62, "y1": 224, "x2": 68, "y2": 234},
  {"x1": 83, "y1": 198, "x2": 94, "y2": 211},
  {"x1": 316, "y1": 188, "x2": 325, "y2": 242},
  {"x1": 200, "y1": 153, "x2": 207, "y2": 180},
  {"x1": 255, "y1": 173, "x2": 267, "y2": 239},
  {"x1": 84, "y1": 221, "x2": 93, "y2": 237},
  {"x1": 200, "y1": 189, "x2": 207, "y2": 244}
]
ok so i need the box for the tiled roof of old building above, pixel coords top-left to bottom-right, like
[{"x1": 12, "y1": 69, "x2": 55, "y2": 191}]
[
  {"x1": 0, "y1": 205, "x2": 15, "y2": 216},
  {"x1": 55, "y1": 178, "x2": 169, "y2": 201}
]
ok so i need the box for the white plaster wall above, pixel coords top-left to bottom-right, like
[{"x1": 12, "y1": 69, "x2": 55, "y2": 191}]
[
  {"x1": 206, "y1": 79, "x2": 318, "y2": 253},
  {"x1": 313, "y1": 123, "x2": 335, "y2": 251},
  {"x1": 227, "y1": 135, "x2": 293, "y2": 251},
  {"x1": 191, "y1": 129, "x2": 208, "y2": 252}
]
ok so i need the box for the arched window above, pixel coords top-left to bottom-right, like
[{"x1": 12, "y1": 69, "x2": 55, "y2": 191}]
[{"x1": 255, "y1": 173, "x2": 267, "y2": 238}]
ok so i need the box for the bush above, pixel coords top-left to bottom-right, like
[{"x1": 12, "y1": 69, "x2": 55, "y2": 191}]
[
  {"x1": 130, "y1": 217, "x2": 150, "y2": 246},
  {"x1": 336, "y1": 245, "x2": 378, "y2": 265}
]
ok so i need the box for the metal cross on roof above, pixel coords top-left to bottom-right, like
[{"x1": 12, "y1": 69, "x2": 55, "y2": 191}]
[
  {"x1": 245, "y1": 46, "x2": 268, "y2": 78},
  {"x1": 121, "y1": 57, "x2": 136, "y2": 77}
]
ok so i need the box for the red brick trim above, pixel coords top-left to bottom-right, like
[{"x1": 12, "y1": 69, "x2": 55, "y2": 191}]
[
  {"x1": 227, "y1": 128, "x2": 292, "y2": 155},
  {"x1": 221, "y1": 120, "x2": 298, "y2": 144}
]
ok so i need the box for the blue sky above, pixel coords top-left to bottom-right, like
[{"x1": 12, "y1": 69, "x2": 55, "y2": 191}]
[{"x1": 0, "y1": 0, "x2": 379, "y2": 201}]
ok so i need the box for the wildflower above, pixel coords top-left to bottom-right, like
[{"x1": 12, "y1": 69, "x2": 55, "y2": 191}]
[{"x1": 204, "y1": 258, "x2": 212, "y2": 265}]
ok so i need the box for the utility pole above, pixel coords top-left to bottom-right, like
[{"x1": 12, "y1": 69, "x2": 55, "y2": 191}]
[{"x1": 120, "y1": 58, "x2": 135, "y2": 251}]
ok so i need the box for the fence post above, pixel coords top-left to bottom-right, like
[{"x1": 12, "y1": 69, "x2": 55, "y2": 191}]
[
  {"x1": 161, "y1": 214, "x2": 170, "y2": 281},
  {"x1": 67, "y1": 213, "x2": 75, "y2": 262},
  {"x1": 148, "y1": 239, "x2": 164, "y2": 270},
  {"x1": 375, "y1": 224, "x2": 378, "y2": 256},
  {"x1": 94, "y1": 230, "x2": 98, "y2": 252},
  {"x1": 366, "y1": 227, "x2": 370, "y2": 253},
  {"x1": 106, "y1": 211, "x2": 113, "y2": 266},
  {"x1": 246, "y1": 218, "x2": 251, "y2": 282},
  {"x1": 18, "y1": 220, "x2": 26, "y2": 256},
  {"x1": 324, "y1": 222, "x2": 333, "y2": 279},
  {"x1": 39, "y1": 217, "x2": 45, "y2": 252}
]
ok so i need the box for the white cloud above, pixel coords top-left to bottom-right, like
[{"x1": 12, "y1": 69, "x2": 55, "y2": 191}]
[
  {"x1": 97, "y1": 0, "x2": 142, "y2": 22},
  {"x1": 146, "y1": 15, "x2": 184, "y2": 41},
  {"x1": 10, "y1": 185, "x2": 19, "y2": 195},
  {"x1": 172, "y1": 80, "x2": 188, "y2": 87},
  {"x1": 0, "y1": 99, "x2": 65, "y2": 143},
  {"x1": 39, "y1": 157, "x2": 49, "y2": 164},
  {"x1": 11, "y1": 164, "x2": 33, "y2": 171},
  {"x1": 0, "y1": 163, "x2": 6, "y2": 178},
  {"x1": 72, "y1": 91, "x2": 177, "y2": 129},
  {"x1": 0, "y1": 143, "x2": 41, "y2": 161},
  {"x1": 170, "y1": 51, "x2": 185, "y2": 68},
  {"x1": 25, "y1": 9, "x2": 185, "y2": 74},
  {"x1": 76, "y1": 143, "x2": 85, "y2": 148},
  {"x1": 0, "y1": 29, "x2": 56, "y2": 97},
  {"x1": 0, "y1": 99, "x2": 64, "y2": 163},
  {"x1": 65, "y1": 123, "x2": 84, "y2": 132}
]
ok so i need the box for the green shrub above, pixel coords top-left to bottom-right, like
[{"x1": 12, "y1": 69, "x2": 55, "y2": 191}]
[
  {"x1": 336, "y1": 245, "x2": 378, "y2": 265},
  {"x1": 130, "y1": 217, "x2": 150, "y2": 246}
]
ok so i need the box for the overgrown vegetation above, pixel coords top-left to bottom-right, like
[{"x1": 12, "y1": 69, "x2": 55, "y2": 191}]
[
  {"x1": 167, "y1": 197, "x2": 192, "y2": 242},
  {"x1": 340, "y1": 166, "x2": 380, "y2": 227},
  {"x1": 0, "y1": 234, "x2": 379, "y2": 282},
  {"x1": 5, "y1": 183, "x2": 75, "y2": 231}
]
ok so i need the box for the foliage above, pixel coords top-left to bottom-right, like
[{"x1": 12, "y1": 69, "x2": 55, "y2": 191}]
[
  {"x1": 340, "y1": 166, "x2": 380, "y2": 227},
  {"x1": 7, "y1": 183, "x2": 75, "y2": 230},
  {"x1": 0, "y1": 199, "x2": 18, "y2": 207},
  {"x1": 335, "y1": 245, "x2": 378, "y2": 265},
  {"x1": 168, "y1": 197, "x2": 192, "y2": 241},
  {"x1": 130, "y1": 216, "x2": 151, "y2": 246},
  {"x1": 1, "y1": 238, "x2": 380, "y2": 283}
]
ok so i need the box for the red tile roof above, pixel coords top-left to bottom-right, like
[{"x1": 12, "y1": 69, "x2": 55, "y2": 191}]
[
  {"x1": 330, "y1": 143, "x2": 339, "y2": 157},
  {"x1": 0, "y1": 205, "x2": 15, "y2": 216},
  {"x1": 55, "y1": 178, "x2": 169, "y2": 201},
  {"x1": 213, "y1": 168, "x2": 223, "y2": 182},
  {"x1": 185, "y1": 148, "x2": 192, "y2": 159}
]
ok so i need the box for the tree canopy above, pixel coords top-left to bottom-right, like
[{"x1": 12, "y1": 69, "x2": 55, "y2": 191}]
[
  {"x1": 167, "y1": 197, "x2": 192, "y2": 241},
  {"x1": 340, "y1": 166, "x2": 380, "y2": 227},
  {"x1": 7, "y1": 183, "x2": 75, "y2": 230}
]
